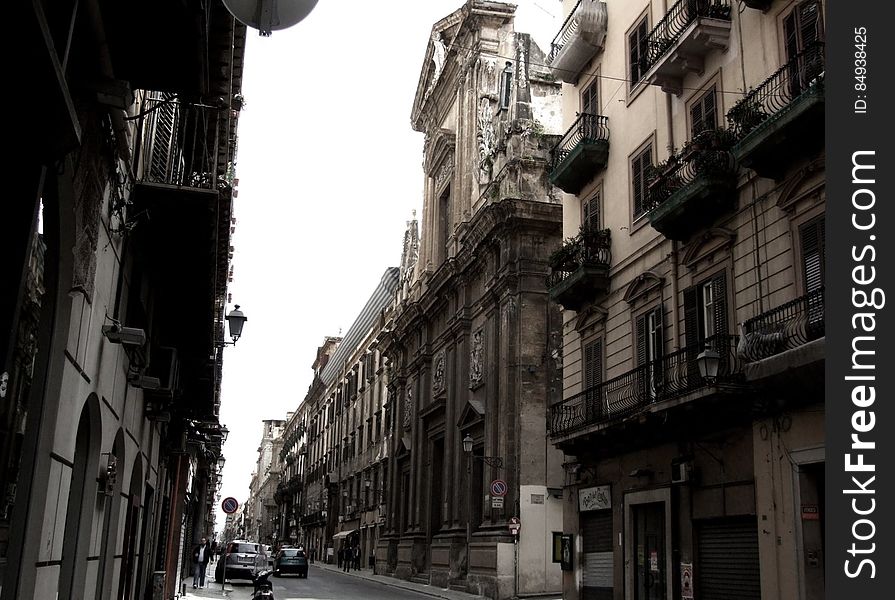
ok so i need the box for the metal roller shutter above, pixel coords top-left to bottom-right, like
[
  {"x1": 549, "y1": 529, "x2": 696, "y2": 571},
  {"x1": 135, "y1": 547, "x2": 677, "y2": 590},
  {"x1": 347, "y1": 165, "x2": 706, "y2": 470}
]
[
  {"x1": 581, "y1": 510, "x2": 613, "y2": 600},
  {"x1": 696, "y1": 517, "x2": 761, "y2": 600}
]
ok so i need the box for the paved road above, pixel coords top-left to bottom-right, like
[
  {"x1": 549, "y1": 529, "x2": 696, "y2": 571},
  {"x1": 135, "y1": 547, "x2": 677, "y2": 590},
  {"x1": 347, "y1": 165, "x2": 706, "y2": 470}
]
[{"x1": 223, "y1": 568, "x2": 433, "y2": 600}]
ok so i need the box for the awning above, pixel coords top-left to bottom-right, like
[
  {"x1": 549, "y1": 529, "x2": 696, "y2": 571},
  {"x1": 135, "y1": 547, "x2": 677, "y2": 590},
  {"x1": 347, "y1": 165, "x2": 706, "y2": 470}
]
[{"x1": 332, "y1": 529, "x2": 357, "y2": 540}]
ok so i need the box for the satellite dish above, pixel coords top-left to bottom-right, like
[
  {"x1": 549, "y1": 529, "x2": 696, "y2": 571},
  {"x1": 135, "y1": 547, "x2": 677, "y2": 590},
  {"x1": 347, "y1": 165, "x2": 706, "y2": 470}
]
[{"x1": 223, "y1": 0, "x2": 319, "y2": 36}]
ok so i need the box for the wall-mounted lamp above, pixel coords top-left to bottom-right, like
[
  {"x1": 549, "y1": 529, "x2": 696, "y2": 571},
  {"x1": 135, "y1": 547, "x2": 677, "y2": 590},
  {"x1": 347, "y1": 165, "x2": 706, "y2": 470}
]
[
  {"x1": 224, "y1": 305, "x2": 248, "y2": 345},
  {"x1": 462, "y1": 433, "x2": 504, "y2": 469},
  {"x1": 697, "y1": 349, "x2": 721, "y2": 383}
]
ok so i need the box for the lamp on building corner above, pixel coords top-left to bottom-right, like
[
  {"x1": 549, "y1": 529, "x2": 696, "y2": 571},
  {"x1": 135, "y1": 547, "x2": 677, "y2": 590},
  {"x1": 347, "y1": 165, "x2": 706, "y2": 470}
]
[{"x1": 225, "y1": 305, "x2": 247, "y2": 345}]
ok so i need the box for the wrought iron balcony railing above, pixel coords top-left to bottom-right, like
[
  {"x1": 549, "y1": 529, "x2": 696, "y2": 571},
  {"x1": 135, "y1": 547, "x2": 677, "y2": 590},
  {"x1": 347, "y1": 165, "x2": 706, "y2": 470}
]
[
  {"x1": 549, "y1": 334, "x2": 741, "y2": 438},
  {"x1": 740, "y1": 288, "x2": 824, "y2": 362},
  {"x1": 550, "y1": 113, "x2": 610, "y2": 173},
  {"x1": 645, "y1": 0, "x2": 732, "y2": 71},
  {"x1": 727, "y1": 42, "x2": 825, "y2": 138},
  {"x1": 547, "y1": 0, "x2": 608, "y2": 82},
  {"x1": 137, "y1": 92, "x2": 228, "y2": 190},
  {"x1": 646, "y1": 130, "x2": 736, "y2": 211},
  {"x1": 546, "y1": 226, "x2": 611, "y2": 290}
]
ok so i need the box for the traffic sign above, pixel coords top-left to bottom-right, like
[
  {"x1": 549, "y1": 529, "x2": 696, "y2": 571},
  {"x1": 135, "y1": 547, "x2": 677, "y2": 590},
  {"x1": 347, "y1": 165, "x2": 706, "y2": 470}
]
[
  {"x1": 490, "y1": 479, "x2": 508, "y2": 497},
  {"x1": 221, "y1": 497, "x2": 239, "y2": 514},
  {"x1": 508, "y1": 516, "x2": 521, "y2": 535},
  {"x1": 491, "y1": 497, "x2": 505, "y2": 509}
]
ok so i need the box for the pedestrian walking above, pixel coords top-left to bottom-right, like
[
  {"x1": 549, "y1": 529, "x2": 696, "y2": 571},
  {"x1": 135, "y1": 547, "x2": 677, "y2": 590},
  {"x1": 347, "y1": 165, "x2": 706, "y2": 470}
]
[
  {"x1": 353, "y1": 545, "x2": 360, "y2": 570},
  {"x1": 192, "y1": 537, "x2": 211, "y2": 589},
  {"x1": 343, "y1": 546, "x2": 351, "y2": 573},
  {"x1": 337, "y1": 545, "x2": 344, "y2": 569}
]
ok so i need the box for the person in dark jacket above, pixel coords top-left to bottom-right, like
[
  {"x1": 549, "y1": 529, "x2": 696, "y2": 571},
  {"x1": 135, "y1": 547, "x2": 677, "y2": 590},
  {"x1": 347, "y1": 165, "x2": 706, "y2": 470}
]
[{"x1": 192, "y1": 537, "x2": 211, "y2": 588}]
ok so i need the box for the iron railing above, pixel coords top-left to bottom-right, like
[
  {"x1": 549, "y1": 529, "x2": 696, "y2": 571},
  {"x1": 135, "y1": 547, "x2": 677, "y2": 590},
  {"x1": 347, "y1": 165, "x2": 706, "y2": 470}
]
[
  {"x1": 645, "y1": 0, "x2": 732, "y2": 71},
  {"x1": 550, "y1": 113, "x2": 610, "y2": 173},
  {"x1": 546, "y1": 226, "x2": 611, "y2": 289},
  {"x1": 727, "y1": 42, "x2": 825, "y2": 138},
  {"x1": 549, "y1": 334, "x2": 741, "y2": 437},
  {"x1": 137, "y1": 92, "x2": 223, "y2": 190},
  {"x1": 740, "y1": 288, "x2": 825, "y2": 362},
  {"x1": 646, "y1": 130, "x2": 736, "y2": 210},
  {"x1": 547, "y1": 0, "x2": 607, "y2": 65}
]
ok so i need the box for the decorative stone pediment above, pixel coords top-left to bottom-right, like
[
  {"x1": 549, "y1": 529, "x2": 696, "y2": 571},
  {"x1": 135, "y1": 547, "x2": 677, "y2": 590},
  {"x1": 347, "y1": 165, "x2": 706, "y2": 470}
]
[
  {"x1": 575, "y1": 304, "x2": 608, "y2": 335},
  {"x1": 457, "y1": 400, "x2": 485, "y2": 431},
  {"x1": 623, "y1": 272, "x2": 665, "y2": 305},
  {"x1": 682, "y1": 228, "x2": 735, "y2": 271},
  {"x1": 776, "y1": 156, "x2": 825, "y2": 214}
]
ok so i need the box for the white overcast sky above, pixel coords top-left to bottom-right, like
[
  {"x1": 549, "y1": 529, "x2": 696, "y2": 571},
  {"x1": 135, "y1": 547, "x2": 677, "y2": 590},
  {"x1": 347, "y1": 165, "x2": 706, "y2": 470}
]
[{"x1": 215, "y1": 0, "x2": 560, "y2": 532}]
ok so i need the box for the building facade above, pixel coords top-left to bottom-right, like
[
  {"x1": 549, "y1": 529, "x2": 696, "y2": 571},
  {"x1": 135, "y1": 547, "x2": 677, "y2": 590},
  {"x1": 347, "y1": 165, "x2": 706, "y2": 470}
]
[
  {"x1": 375, "y1": 2, "x2": 566, "y2": 598},
  {"x1": 5, "y1": 2, "x2": 245, "y2": 599},
  {"x1": 544, "y1": 1, "x2": 825, "y2": 599},
  {"x1": 245, "y1": 420, "x2": 286, "y2": 547}
]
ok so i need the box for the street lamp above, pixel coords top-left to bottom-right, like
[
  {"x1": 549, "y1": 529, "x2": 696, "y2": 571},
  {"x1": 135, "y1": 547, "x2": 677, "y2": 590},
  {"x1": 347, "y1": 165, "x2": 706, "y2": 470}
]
[
  {"x1": 364, "y1": 477, "x2": 385, "y2": 504},
  {"x1": 225, "y1": 305, "x2": 247, "y2": 344},
  {"x1": 697, "y1": 349, "x2": 721, "y2": 383},
  {"x1": 462, "y1": 434, "x2": 503, "y2": 468}
]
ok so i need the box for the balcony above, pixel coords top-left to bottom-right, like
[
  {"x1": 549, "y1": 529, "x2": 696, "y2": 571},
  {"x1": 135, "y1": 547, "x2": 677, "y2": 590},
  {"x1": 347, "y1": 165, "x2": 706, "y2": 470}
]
[
  {"x1": 740, "y1": 288, "x2": 824, "y2": 398},
  {"x1": 547, "y1": 226, "x2": 611, "y2": 311},
  {"x1": 547, "y1": 0, "x2": 608, "y2": 83},
  {"x1": 549, "y1": 113, "x2": 610, "y2": 194},
  {"x1": 642, "y1": 0, "x2": 733, "y2": 95},
  {"x1": 646, "y1": 129, "x2": 737, "y2": 241},
  {"x1": 727, "y1": 43, "x2": 825, "y2": 179},
  {"x1": 550, "y1": 334, "x2": 742, "y2": 443}
]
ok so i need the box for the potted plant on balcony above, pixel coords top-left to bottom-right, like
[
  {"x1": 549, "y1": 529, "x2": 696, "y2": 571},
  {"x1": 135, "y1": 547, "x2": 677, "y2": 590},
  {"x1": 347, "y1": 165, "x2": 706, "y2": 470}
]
[
  {"x1": 727, "y1": 97, "x2": 769, "y2": 137},
  {"x1": 548, "y1": 236, "x2": 583, "y2": 273}
]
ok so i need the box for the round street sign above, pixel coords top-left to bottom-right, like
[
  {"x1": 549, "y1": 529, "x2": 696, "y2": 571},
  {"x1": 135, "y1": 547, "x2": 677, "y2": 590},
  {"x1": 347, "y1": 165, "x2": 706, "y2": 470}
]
[
  {"x1": 490, "y1": 479, "x2": 508, "y2": 497},
  {"x1": 222, "y1": 497, "x2": 239, "y2": 514},
  {"x1": 508, "y1": 516, "x2": 521, "y2": 535}
]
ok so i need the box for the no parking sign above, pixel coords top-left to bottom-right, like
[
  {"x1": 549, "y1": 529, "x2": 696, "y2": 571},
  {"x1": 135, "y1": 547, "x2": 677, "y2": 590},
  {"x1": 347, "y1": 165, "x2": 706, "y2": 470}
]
[{"x1": 222, "y1": 497, "x2": 239, "y2": 514}]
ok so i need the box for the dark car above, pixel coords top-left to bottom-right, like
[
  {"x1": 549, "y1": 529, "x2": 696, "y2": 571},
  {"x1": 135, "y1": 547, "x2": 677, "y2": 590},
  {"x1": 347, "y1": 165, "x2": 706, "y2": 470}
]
[
  {"x1": 274, "y1": 547, "x2": 308, "y2": 577},
  {"x1": 214, "y1": 541, "x2": 266, "y2": 583}
]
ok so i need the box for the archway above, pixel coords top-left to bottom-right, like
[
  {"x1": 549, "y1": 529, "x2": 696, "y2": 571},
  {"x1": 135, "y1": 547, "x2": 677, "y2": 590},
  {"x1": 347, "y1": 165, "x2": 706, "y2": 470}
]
[
  {"x1": 118, "y1": 455, "x2": 144, "y2": 600},
  {"x1": 59, "y1": 394, "x2": 102, "y2": 600}
]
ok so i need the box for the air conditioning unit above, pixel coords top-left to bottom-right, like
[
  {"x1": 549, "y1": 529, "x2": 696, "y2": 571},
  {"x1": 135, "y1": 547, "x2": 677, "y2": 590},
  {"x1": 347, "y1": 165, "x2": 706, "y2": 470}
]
[
  {"x1": 145, "y1": 346, "x2": 180, "y2": 399},
  {"x1": 671, "y1": 458, "x2": 692, "y2": 484}
]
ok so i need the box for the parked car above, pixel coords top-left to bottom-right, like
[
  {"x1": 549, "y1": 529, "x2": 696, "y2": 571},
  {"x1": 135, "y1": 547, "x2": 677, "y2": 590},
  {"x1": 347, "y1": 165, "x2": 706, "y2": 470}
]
[
  {"x1": 273, "y1": 547, "x2": 308, "y2": 577},
  {"x1": 214, "y1": 541, "x2": 266, "y2": 583}
]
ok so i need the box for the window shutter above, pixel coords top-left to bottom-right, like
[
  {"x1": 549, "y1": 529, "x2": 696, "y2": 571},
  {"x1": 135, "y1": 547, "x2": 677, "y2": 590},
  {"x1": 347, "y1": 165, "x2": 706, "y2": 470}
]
[
  {"x1": 691, "y1": 101, "x2": 705, "y2": 138},
  {"x1": 711, "y1": 271, "x2": 728, "y2": 340},
  {"x1": 684, "y1": 286, "x2": 700, "y2": 349},
  {"x1": 652, "y1": 305, "x2": 664, "y2": 362},
  {"x1": 633, "y1": 147, "x2": 652, "y2": 218},
  {"x1": 635, "y1": 314, "x2": 647, "y2": 367},
  {"x1": 584, "y1": 339, "x2": 602, "y2": 389},
  {"x1": 800, "y1": 217, "x2": 825, "y2": 293},
  {"x1": 799, "y1": 1, "x2": 820, "y2": 48},
  {"x1": 584, "y1": 193, "x2": 601, "y2": 230}
]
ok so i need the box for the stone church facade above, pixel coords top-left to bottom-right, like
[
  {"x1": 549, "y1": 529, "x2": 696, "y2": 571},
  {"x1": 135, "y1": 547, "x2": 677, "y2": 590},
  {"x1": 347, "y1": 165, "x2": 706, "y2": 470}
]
[{"x1": 375, "y1": 2, "x2": 565, "y2": 598}]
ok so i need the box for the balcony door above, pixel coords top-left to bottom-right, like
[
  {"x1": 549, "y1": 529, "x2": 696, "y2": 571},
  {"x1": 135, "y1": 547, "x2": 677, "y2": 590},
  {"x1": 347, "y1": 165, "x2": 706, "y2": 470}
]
[
  {"x1": 783, "y1": 1, "x2": 824, "y2": 95},
  {"x1": 636, "y1": 306, "x2": 664, "y2": 400},
  {"x1": 800, "y1": 216, "x2": 825, "y2": 339}
]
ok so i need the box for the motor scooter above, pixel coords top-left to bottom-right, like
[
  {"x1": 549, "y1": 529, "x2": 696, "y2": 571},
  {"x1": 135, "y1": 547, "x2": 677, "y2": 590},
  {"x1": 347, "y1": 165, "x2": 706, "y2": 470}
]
[{"x1": 251, "y1": 569, "x2": 275, "y2": 599}]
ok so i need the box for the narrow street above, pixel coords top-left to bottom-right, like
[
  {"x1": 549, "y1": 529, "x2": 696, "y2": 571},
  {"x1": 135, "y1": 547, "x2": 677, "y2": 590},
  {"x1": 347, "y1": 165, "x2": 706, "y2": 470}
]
[{"x1": 184, "y1": 560, "x2": 482, "y2": 600}]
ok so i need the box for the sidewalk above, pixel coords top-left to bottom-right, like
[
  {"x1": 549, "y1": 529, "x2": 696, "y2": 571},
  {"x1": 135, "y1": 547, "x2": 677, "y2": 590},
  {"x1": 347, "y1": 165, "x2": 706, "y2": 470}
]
[{"x1": 311, "y1": 561, "x2": 489, "y2": 600}]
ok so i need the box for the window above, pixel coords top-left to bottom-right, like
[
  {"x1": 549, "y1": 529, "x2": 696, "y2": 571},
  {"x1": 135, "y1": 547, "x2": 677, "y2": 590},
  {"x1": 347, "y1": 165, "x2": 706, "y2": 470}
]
[
  {"x1": 783, "y1": 1, "x2": 824, "y2": 96},
  {"x1": 632, "y1": 144, "x2": 653, "y2": 219},
  {"x1": 583, "y1": 339, "x2": 602, "y2": 390},
  {"x1": 629, "y1": 16, "x2": 650, "y2": 88},
  {"x1": 581, "y1": 79, "x2": 599, "y2": 116},
  {"x1": 500, "y1": 61, "x2": 513, "y2": 109},
  {"x1": 582, "y1": 190, "x2": 601, "y2": 231},
  {"x1": 636, "y1": 306, "x2": 664, "y2": 398},
  {"x1": 784, "y1": 1, "x2": 823, "y2": 59},
  {"x1": 438, "y1": 185, "x2": 451, "y2": 262},
  {"x1": 690, "y1": 86, "x2": 717, "y2": 137},
  {"x1": 800, "y1": 216, "x2": 825, "y2": 294},
  {"x1": 683, "y1": 271, "x2": 728, "y2": 348}
]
